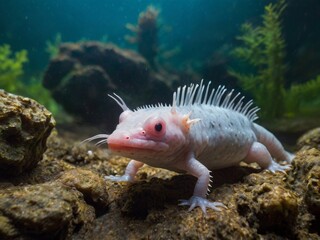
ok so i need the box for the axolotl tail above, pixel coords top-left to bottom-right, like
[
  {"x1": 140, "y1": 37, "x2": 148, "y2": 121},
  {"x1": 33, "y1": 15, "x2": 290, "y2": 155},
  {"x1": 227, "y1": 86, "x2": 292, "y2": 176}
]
[{"x1": 253, "y1": 123, "x2": 295, "y2": 163}]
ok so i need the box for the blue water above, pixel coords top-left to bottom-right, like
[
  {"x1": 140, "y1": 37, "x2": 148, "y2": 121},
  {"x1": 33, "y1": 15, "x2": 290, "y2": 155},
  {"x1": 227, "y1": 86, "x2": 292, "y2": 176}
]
[
  {"x1": 1, "y1": 0, "x2": 320, "y2": 123},
  {"x1": 0, "y1": 0, "x2": 268, "y2": 75}
]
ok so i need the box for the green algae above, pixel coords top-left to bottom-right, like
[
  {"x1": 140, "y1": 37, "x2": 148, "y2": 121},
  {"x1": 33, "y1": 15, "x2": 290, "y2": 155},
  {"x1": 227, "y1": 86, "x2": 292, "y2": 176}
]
[
  {"x1": 0, "y1": 43, "x2": 60, "y2": 117},
  {"x1": 230, "y1": 0, "x2": 320, "y2": 119},
  {"x1": 0, "y1": 44, "x2": 28, "y2": 94}
]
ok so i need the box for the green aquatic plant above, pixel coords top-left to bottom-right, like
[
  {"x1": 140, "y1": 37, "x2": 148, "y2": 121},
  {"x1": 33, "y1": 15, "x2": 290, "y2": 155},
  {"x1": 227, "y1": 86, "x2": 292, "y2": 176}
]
[
  {"x1": 0, "y1": 44, "x2": 28, "y2": 93},
  {"x1": 230, "y1": 0, "x2": 286, "y2": 119},
  {"x1": 230, "y1": 0, "x2": 320, "y2": 119},
  {"x1": 46, "y1": 33, "x2": 62, "y2": 59},
  {"x1": 285, "y1": 75, "x2": 320, "y2": 116},
  {"x1": 125, "y1": 5, "x2": 160, "y2": 68},
  {"x1": 0, "y1": 43, "x2": 61, "y2": 117}
]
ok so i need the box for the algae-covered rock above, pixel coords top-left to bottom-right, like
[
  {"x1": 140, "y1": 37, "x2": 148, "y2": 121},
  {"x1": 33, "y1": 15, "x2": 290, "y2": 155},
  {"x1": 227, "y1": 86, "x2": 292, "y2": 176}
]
[
  {"x1": 0, "y1": 165, "x2": 111, "y2": 239},
  {"x1": 0, "y1": 90, "x2": 55, "y2": 176},
  {"x1": 0, "y1": 182, "x2": 95, "y2": 239},
  {"x1": 117, "y1": 175, "x2": 195, "y2": 218},
  {"x1": 51, "y1": 64, "x2": 116, "y2": 125},
  {"x1": 77, "y1": 146, "x2": 320, "y2": 239},
  {"x1": 288, "y1": 148, "x2": 320, "y2": 221},
  {"x1": 297, "y1": 127, "x2": 320, "y2": 151},
  {"x1": 1, "y1": 122, "x2": 320, "y2": 239},
  {"x1": 253, "y1": 184, "x2": 298, "y2": 233},
  {"x1": 42, "y1": 55, "x2": 77, "y2": 89},
  {"x1": 230, "y1": 171, "x2": 299, "y2": 237},
  {"x1": 305, "y1": 165, "x2": 320, "y2": 216},
  {"x1": 288, "y1": 148, "x2": 320, "y2": 194},
  {"x1": 58, "y1": 168, "x2": 109, "y2": 215},
  {"x1": 0, "y1": 215, "x2": 18, "y2": 238},
  {"x1": 42, "y1": 41, "x2": 179, "y2": 130},
  {"x1": 43, "y1": 42, "x2": 150, "y2": 129}
]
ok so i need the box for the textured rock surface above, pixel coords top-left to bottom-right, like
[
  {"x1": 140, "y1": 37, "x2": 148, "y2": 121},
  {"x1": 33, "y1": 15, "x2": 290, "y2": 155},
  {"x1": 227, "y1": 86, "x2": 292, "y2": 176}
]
[
  {"x1": 0, "y1": 126, "x2": 320, "y2": 239},
  {"x1": 58, "y1": 168, "x2": 109, "y2": 215},
  {"x1": 297, "y1": 127, "x2": 320, "y2": 151},
  {"x1": 287, "y1": 148, "x2": 320, "y2": 236},
  {"x1": 0, "y1": 167, "x2": 109, "y2": 239},
  {"x1": 42, "y1": 42, "x2": 186, "y2": 130},
  {"x1": 0, "y1": 90, "x2": 55, "y2": 175},
  {"x1": 0, "y1": 182, "x2": 95, "y2": 239}
]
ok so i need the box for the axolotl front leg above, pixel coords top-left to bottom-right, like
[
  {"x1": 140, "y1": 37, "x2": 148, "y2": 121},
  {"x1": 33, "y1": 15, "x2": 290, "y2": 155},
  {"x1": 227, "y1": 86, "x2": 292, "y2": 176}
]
[
  {"x1": 176, "y1": 153, "x2": 226, "y2": 214},
  {"x1": 105, "y1": 156, "x2": 226, "y2": 214},
  {"x1": 105, "y1": 159, "x2": 144, "y2": 182}
]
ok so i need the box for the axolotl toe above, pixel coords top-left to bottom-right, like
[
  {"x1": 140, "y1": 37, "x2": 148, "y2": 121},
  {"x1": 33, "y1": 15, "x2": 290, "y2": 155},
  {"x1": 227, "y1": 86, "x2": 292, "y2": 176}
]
[{"x1": 85, "y1": 81, "x2": 294, "y2": 214}]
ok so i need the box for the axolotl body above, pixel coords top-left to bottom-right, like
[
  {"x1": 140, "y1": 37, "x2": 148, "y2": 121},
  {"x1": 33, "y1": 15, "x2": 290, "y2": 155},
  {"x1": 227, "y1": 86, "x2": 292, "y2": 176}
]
[{"x1": 87, "y1": 81, "x2": 293, "y2": 213}]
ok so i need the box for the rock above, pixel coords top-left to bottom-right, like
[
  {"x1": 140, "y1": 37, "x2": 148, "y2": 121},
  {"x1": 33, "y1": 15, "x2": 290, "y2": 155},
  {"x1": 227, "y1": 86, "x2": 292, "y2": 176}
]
[
  {"x1": 287, "y1": 148, "x2": 320, "y2": 239},
  {"x1": 3, "y1": 123, "x2": 320, "y2": 239},
  {"x1": 305, "y1": 165, "x2": 320, "y2": 216},
  {"x1": 297, "y1": 127, "x2": 320, "y2": 151},
  {"x1": 42, "y1": 42, "x2": 151, "y2": 128},
  {"x1": 0, "y1": 90, "x2": 55, "y2": 176},
  {"x1": 51, "y1": 65, "x2": 117, "y2": 124},
  {"x1": 62, "y1": 42, "x2": 149, "y2": 91},
  {"x1": 288, "y1": 148, "x2": 320, "y2": 218},
  {"x1": 58, "y1": 169, "x2": 109, "y2": 215},
  {"x1": 250, "y1": 183, "x2": 298, "y2": 233},
  {"x1": 78, "y1": 145, "x2": 319, "y2": 239},
  {"x1": 225, "y1": 171, "x2": 298, "y2": 237},
  {"x1": 117, "y1": 175, "x2": 195, "y2": 219},
  {"x1": 288, "y1": 148, "x2": 320, "y2": 194},
  {"x1": 0, "y1": 182, "x2": 95, "y2": 239},
  {"x1": 42, "y1": 41, "x2": 184, "y2": 130},
  {"x1": 0, "y1": 215, "x2": 18, "y2": 238},
  {"x1": 42, "y1": 55, "x2": 77, "y2": 90}
]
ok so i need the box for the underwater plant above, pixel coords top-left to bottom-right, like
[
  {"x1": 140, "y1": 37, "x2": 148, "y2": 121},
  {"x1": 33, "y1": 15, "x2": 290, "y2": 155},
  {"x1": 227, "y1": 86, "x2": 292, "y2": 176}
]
[
  {"x1": 0, "y1": 43, "x2": 61, "y2": 117},
  {"x1": 46, "y1": 33, "x2": 62, "y2": 59},
  {"x1": 285, "y1": 75, "x2": 320, "y2": 116},
  {"x1": 229, "y1": 0, "x2": 287, "y2": 119},
  {"x1": 230, "y1": 0, "x2": 320, "y2": 119},
  {"x1": 125, "y1": 5, "x2": 159, "y2": 68},
  {"x1": 0, "y1": 44, "x2": 28, "y2": 93}
]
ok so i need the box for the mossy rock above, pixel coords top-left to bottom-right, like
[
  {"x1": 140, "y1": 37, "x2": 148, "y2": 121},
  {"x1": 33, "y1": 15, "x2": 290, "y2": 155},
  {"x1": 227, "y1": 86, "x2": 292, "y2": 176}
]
[{"x1": 0, "y1": 90, "x2": 55, "y2": 176}]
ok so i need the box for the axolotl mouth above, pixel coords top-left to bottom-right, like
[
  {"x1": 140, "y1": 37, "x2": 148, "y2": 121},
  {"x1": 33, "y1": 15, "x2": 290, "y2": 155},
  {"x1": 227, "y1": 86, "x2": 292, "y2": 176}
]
[{"x1": 107, "y1": 137, "x2": 169, "y2": 152}]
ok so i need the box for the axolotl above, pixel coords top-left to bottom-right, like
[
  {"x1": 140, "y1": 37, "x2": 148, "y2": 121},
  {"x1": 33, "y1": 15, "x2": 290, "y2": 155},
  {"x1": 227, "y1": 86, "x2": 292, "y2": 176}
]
[{"x1": 86, "y1": 81, "x2": 294, "y2": 214}]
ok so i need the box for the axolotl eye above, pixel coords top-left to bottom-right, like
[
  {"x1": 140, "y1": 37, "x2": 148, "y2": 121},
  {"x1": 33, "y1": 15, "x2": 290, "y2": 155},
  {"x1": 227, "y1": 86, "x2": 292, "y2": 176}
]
[
  {"x1": 154, "y1": 123, "x2": 162, "y2": 132},
  {"x1": 143, "y1": 116, "x2": 166, "y2": 139}
]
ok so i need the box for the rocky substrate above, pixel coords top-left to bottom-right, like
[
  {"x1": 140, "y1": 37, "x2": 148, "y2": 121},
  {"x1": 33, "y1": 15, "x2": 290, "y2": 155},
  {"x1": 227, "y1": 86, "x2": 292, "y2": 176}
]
[
  {"x1": 0, "y1": 89, "x2": 320, "y2": 240},
  {"x1": 0, "y1": 127, "x2": 319, "y2": 239}
]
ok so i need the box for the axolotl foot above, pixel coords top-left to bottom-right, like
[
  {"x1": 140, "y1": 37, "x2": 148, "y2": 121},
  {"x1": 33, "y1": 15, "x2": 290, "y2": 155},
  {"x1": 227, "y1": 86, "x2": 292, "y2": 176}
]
[
  {"x1": 104, "y1": 174, "x2": 134, "y2": 182},
  {"x1": 104, "y1": 160, "x2": 143, "y2": 182},
  {"x1": 179, "y1": 196, "x2": 227, "y2": 214},
  {"x1": 267, "y1": 161, "x2": 291, "y2": 173}
]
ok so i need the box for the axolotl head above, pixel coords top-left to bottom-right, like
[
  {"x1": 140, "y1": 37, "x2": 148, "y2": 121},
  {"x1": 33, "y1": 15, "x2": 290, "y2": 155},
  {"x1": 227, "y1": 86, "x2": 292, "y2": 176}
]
[{"x1": 105, "y1": 94, "x2": 198, "y2": 166}]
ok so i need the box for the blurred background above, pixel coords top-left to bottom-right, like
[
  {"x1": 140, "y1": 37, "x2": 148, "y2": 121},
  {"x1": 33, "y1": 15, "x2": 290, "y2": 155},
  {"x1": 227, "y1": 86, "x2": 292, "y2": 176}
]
[{"x1": 0, "y1": 0, "x2": 319, "y2": 137}]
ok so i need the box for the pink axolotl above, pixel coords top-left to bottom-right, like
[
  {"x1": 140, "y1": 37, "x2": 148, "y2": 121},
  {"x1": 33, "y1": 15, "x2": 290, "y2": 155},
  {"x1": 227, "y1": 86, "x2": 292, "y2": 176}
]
[{"x1": 85, "y1": 81, "x2": 294, "y2": 214}]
